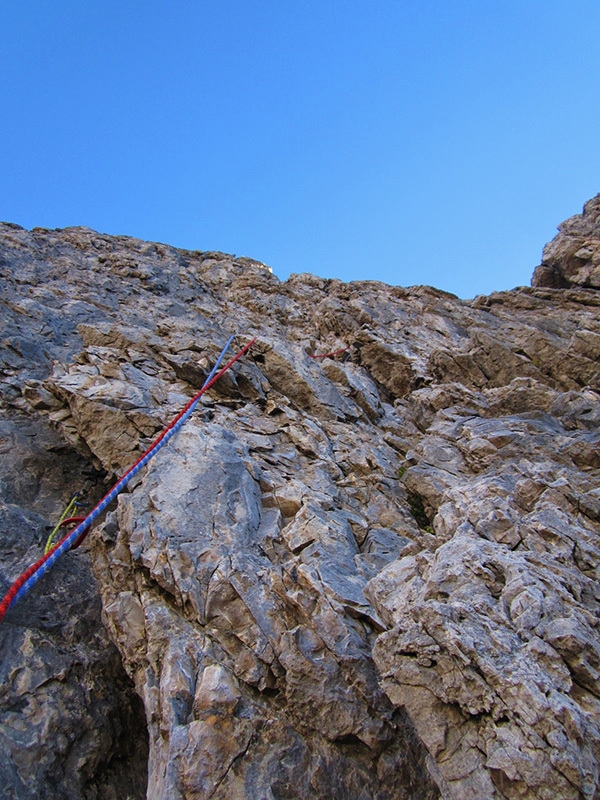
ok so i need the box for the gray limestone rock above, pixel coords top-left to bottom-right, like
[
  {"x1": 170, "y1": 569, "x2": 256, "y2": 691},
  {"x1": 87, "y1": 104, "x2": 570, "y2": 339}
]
[{"x1": 0, "y1": 203, "x2": 599, "y2": 798}]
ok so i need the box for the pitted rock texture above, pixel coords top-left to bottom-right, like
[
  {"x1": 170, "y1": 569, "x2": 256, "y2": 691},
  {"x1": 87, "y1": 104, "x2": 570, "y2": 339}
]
[
  {"x1": 0, "y1": 205, "x2": 599, "y2": 799},
  {"x1": 532, "y1": 194, "x2": 600, "y2": 289}
]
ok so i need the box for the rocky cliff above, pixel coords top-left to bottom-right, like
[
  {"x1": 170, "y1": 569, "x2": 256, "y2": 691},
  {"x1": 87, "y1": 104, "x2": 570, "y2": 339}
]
[
  {"x1": 532, "y1": 195, "x2": 600, "y2": 290},
  {"x1": 0, "y1": 196, "x2": 599, "y2": 799}
]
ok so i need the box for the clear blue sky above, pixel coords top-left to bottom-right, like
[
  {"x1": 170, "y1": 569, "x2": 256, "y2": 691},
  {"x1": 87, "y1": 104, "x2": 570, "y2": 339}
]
[{"x1": 1, "y1": 1, "x2": 599, "y2": 298}]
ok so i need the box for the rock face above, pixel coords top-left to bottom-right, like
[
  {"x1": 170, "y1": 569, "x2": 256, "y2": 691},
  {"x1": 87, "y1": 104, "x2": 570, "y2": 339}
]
[
  {"x1": 0, "y1": 206, "x2": 599, "y2": 799},
  {"x1": 532, "y1": 194, "x2": 600, "y2": 289}
]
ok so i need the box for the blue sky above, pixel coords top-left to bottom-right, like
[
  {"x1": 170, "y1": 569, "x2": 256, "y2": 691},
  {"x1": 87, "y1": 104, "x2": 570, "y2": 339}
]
[{"x1": 1, "y1": 1, "x2": 599, "y2": 298}]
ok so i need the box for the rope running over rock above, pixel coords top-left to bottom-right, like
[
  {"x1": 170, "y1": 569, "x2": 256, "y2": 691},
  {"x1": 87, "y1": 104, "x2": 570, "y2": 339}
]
[
  {"x1": 307, "y1": 345, "x2": 350, "y2": 360},
  {"x1": 0, "y1": 335, "x2": 257, "y2": 623}
]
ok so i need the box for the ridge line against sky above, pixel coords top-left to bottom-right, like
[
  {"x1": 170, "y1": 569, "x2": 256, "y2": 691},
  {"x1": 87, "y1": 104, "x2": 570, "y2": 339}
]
[{"x1": 1, "y1": 1, "x2": 599, "y2": 298}]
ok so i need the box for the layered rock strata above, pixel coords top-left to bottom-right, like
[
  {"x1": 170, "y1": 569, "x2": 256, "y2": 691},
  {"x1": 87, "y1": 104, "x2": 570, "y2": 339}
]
[{"x1": 0, "y1": 200, "x2": 599, "y2": 799}]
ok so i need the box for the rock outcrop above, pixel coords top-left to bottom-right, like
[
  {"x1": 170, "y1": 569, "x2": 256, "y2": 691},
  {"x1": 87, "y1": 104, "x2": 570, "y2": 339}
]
[
  {"x1": 532, "y1": 194, "x2": 600, "y2": 289},
  {"x1": 0, "y1": 204, "x2": 599, "y2": 799}
]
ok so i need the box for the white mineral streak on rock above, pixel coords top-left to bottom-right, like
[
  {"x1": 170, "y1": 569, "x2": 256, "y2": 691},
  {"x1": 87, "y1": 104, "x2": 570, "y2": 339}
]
[{"x1": 0, "y1": 202, "x2": 599, "y2": 798}]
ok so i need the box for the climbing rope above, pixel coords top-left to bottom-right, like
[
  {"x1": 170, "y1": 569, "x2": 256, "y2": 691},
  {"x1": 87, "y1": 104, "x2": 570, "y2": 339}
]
[
  {"x1": 307, "y1": 345, "x2": 350, "y2": 360},
  {"x1": 0, "y1": 335, "x2": 257, "y2": 623}
]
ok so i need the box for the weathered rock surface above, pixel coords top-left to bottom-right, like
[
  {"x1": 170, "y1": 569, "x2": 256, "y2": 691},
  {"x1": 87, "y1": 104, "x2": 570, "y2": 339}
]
[
  {"x1": 532, "y1": 194, "x2": 600, "y2": 289},
  {"x1": 0, "y1": 204, "x2": 599, "y2": 799},
  {"x1": 0, "y1": 413, "x2": 149, "y2": 799}
]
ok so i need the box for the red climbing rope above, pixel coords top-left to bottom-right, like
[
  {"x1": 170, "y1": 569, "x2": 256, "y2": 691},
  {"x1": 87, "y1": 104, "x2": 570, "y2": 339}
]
[
  {"x1": 61, "y1": 517, "x2": 89, "y2": 550},
  {"x1": 307, "y1": 345, "x2": 350, "y2": 360}
]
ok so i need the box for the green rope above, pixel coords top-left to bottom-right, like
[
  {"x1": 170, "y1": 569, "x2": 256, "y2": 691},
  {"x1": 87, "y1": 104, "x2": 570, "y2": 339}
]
[{"x1": 44, "y1": 493, "x2": 83, "y2": 554}]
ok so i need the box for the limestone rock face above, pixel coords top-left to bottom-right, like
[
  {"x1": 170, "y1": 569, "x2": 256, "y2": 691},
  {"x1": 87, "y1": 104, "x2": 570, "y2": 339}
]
[
  {"x1": 532, "y1": 194, "x2": 600, "y2": 288},
  {"x1": 0, "y1": 210, "x2": 599, "y2": 799}
]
